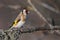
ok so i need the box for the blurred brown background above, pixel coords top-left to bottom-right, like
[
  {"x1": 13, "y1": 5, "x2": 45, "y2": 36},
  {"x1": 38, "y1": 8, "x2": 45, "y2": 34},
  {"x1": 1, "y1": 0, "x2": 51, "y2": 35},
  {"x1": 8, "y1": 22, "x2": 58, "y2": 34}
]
[
  {"x1": 0, "y1": 0, "x2": 60, "y2": 29},
  {"x1": 0, "y1": 0, "x2": 60, "y2": 40}
]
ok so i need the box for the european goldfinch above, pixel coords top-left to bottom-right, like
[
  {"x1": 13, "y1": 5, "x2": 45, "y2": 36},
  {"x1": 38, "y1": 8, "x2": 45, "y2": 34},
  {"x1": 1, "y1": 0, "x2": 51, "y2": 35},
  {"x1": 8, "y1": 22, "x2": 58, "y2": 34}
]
[{"x1": 9, "y1": 8, "x2": 29, "y2": 31}]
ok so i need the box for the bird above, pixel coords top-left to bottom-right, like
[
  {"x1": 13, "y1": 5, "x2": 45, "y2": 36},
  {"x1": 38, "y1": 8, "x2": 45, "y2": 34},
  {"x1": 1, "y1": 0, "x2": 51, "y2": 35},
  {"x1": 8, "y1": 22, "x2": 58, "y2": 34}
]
[{"x1": 8, "y1": 8, "x2": 29, "y2": 31}]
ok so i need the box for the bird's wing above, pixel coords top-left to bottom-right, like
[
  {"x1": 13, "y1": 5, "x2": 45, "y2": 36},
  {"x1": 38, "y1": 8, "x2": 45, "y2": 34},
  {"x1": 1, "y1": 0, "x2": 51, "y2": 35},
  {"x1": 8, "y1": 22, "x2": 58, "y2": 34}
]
[
  {"x1": 9, "y1": 19, "x2": 20, "y2": 28},
  {"x1": 9, "y1": 12, "x2": 22, "y2": 28}
]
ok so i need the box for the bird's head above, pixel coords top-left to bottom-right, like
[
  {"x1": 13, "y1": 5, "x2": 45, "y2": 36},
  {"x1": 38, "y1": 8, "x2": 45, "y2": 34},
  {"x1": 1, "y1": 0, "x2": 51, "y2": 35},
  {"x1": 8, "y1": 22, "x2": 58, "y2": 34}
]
[{"x1": 22, "y1": 8, "x2": 29, "y2": 15}]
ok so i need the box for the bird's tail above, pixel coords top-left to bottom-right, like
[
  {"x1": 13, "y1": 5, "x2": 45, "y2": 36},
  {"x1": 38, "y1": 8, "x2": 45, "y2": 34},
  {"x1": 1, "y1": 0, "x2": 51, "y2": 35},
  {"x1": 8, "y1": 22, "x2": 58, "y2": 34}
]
[{"x1": 8, "y1": 26, "x2": 14, "y2": 31}]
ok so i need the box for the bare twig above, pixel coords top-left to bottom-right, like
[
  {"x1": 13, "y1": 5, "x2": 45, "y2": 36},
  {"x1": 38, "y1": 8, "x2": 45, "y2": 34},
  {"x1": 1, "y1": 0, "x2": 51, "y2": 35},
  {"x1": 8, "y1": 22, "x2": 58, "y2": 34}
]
[{"x1": 27, "y1": 0, "x2": 54, "y2": 29}]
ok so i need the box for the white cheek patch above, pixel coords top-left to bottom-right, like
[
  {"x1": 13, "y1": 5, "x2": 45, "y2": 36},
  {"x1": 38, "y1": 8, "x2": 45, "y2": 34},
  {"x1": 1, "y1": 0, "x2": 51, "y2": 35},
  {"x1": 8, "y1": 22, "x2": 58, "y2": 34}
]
[{"x1": 23, "y1": 9, "x2": 27, "y2": 15}]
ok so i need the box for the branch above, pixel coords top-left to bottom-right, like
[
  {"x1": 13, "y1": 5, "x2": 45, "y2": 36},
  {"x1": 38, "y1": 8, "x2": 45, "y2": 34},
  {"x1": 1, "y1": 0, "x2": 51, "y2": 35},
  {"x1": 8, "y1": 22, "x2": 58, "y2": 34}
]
[
  {"x1": 21, "y1": 27, "x2": 60, "y2": 33},
  {"x1": 0, "y1": 27, "x2": 60, "y2": 40}
]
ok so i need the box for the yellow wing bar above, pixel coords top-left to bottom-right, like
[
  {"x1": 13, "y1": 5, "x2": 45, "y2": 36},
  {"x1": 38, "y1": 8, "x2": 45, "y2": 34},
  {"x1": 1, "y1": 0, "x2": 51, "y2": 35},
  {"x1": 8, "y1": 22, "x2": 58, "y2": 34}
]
[{"x1": 12, "y1": 19, "x2": 20, "y2": 27}]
